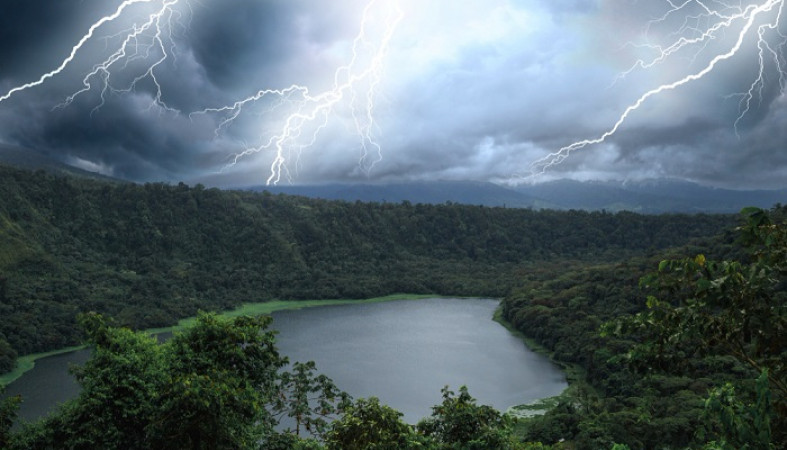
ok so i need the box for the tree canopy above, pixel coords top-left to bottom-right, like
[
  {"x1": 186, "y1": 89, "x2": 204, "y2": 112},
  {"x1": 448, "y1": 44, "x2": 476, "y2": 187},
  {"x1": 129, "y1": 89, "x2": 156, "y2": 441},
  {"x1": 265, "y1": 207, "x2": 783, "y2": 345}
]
[
  {"x1": 3, "y1": 313, "x2": 532, "y2": 450},
  {"x1": 503, "y1": 206, "x2": 786, "y2": 449},
  {"x1": 4, "y1": 165, "x2": 782, "y2": 448}
]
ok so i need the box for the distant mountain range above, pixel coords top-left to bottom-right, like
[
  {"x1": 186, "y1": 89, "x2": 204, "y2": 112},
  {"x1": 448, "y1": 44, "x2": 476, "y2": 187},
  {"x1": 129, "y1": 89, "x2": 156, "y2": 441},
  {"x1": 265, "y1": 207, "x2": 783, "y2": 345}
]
[
  {"x1": 515, "y1": 179, "x2": 787, "y2": 213},
  {"x1": 256, "y1": 179, "x2": 786, "y2": 214},
  {"x1": 1, "y1": 144, "x2": 783, "y2": 213},
  {"x1": 0, "y1": 144, "x2": 120, "y2": 182}
]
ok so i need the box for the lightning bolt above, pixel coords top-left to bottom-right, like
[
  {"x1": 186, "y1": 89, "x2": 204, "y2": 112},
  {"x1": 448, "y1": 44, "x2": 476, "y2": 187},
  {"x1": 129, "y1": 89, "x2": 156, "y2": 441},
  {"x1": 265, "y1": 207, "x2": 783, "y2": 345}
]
[
  {"x1": 196, "y1": 0, "x2": 403, "y2": 185},
  {"x1": 59, "y1": 0, "x2": 187, "y2": 114},
  {"x1": 0, "y1": 0, "x2": 400, "y2": 185},
  {"x1": 530, "y1": 0, "x2": 787, "y2": 176},
  {"x1": 0, "y1": 0, "x2": 186, "y2": 111}
]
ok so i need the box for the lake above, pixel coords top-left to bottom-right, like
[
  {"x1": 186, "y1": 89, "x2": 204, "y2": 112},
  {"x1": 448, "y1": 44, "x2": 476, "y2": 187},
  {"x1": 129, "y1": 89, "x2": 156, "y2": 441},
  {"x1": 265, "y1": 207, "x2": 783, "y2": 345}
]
[{"x1": 4, "y1": 298, "x2": 567, "y2": 425}]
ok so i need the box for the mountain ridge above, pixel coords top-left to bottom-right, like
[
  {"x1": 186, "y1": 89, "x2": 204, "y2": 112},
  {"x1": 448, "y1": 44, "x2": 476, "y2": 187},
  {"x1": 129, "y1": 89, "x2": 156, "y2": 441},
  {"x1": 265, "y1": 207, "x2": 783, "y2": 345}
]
[
  {"x1": 1, "y1": 144, "x2": 782, "y2": 213},
  {"x1": 254, "y1": 178, "x2": 786, "y2": 213}
]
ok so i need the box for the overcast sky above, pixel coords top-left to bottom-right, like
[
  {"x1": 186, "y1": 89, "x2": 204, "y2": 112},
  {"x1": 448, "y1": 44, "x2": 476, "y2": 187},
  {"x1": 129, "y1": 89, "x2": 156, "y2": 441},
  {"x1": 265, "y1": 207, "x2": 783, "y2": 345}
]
[{"x1": 0, "y1": 0, "x2": 785, "y2": 188}]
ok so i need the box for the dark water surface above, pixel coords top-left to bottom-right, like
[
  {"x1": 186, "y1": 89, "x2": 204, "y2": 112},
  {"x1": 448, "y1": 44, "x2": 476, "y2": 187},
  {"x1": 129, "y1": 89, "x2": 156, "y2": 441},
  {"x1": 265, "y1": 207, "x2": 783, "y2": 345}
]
[{"x1": 4, "y1": 298, "x2": 567, "y2": 425}]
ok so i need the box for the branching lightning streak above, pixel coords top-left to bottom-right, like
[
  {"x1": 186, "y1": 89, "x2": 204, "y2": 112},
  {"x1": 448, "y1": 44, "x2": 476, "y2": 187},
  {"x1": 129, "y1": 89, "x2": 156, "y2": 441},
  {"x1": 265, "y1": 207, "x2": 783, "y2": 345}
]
[
  {"x1": 196, "y1": 0, "x2": 403, "y2": 185},
  {"x1": 59, "y1": 0, "x2": 185, "y2": 114},
  {"x1": 0, "y1": 0, "x2": 184, "y2": 110},
  {"x1": 531, "y1": 0, "x2": 786, "y2": 176},
  {"x1": 1, "y1": 0, "x2": 398, "y2": 185}
]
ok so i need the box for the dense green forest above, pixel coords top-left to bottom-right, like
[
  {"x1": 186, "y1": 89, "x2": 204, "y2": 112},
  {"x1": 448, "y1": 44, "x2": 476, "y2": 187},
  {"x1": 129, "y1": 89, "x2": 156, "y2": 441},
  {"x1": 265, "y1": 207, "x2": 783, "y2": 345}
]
[
  {"x1": 502, "y1": 206, "x2": 786, "y2": 449},
  {"x1": 1, "y1": 165, "x2": 784, "y2": 449},
  {"x1": 0, "y1": 165, "x2": 734, "y2": 372}
]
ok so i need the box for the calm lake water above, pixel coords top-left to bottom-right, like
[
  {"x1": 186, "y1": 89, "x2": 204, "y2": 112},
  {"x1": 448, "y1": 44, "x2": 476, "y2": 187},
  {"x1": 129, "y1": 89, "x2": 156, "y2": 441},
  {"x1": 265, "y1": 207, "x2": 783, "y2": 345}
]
[{"x1": 4, "y1": 298, "x2": 567, "y2": 425}]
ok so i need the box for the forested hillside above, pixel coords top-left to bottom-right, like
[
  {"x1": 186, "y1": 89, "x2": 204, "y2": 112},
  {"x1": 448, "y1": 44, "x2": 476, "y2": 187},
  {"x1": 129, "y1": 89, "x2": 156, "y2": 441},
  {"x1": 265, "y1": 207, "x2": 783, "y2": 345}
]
[
  {"x1": 502, "y1": 206, "x2": 787, "y2": 448},
  {"x1": 1, "y1": 165, "x2": 785, "y2": 449},
  {"x1": 0, "y1": 165, "x2": 735, "y2": 374}
]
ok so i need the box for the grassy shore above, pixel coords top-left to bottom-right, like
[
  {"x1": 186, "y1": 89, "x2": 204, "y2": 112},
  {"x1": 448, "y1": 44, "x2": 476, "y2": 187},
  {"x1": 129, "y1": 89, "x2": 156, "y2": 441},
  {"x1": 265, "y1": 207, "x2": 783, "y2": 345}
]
[
  {"x1": 0, "y1": 294, "x2": 439, "y2": 387},
  {"x1": 144, "y1": 293, "x2": 437, "y2": 335},
  {"x1": 0, "y1": 345, "x2": 87, "y2": 387}
]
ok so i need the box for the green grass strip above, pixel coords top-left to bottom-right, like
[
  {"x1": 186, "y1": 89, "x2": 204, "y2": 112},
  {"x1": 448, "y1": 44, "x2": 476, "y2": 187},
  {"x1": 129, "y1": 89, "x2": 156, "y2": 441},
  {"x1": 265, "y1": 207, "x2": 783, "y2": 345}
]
[
  {"x1": 144, "y1": 294, "x2": 436, "y2": 335},
  {"x1": 1, "y1": 294, "x2": 438, "y2": 387},
  {"x1": 0, "y1": 345, "x2": 86, "y2": 387}
]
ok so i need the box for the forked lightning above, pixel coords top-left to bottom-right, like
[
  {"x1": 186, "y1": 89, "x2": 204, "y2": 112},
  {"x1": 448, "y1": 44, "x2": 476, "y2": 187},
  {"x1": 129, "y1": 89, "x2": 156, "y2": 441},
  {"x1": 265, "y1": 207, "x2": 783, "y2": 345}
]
[
  {"x1": 196, "y1": 0, "x2": 403, "y2": 185},
  {"x1": 0, "y1": 0, "x2": 402, "y2": 185},
  {"x1": 530, "y1": 0, "x2": 786, "y2": 176}
]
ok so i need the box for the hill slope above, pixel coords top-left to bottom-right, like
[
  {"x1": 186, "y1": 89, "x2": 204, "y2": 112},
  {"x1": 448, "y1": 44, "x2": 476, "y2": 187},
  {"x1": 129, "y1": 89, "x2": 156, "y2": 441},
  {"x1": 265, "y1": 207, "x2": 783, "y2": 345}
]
[{"x1": 0, "y1": 165, "x2": 736, "y2": 373}]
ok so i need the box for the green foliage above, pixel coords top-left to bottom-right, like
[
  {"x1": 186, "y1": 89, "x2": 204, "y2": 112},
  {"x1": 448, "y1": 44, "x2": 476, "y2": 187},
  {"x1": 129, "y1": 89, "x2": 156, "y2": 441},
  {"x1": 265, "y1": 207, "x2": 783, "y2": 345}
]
[
  {"x1": 325, "y1": 389, "x2": 533, "y2": 450},
  {"x1": 500, "y1": 208, "x2": 771, "y2": 449},
  {"x1": 273, "y1": 360, "x2": 351, "y2": 437},
  {"x1": 608, "y1": 207, "x2": 786, "y2": 446},
  {"x1": 70, "y1": 313, "x2": 164, "y2": 447},
  {"x1": 4, "y1": 313, "x2": 550, "y2": 450},
  {"x1": 259, "y1": 432, "x2": 326, "y2": 450},
  {"x1": 151, "y1": 313, "x2": 286, "y2": 449},
  {"x1": 0, "y1": 386, "x2": 20, "y2": 449},
  {"x1": 325, "y1": 397, "x2": 422, "y2": 450},
  {"x1": 0, "y1": 336, "x2": 16, "y2": 374},
  {"x1": 7, "y1": 313, "x2": 290, "y2": 450},
  {"x1": 9, "y1": 314, "x2": 167, "y2": 449},
  {"x1": 698, "y1": 370, "x2": 774, "y2": 450},
  {"x1": 0, "y1": 165, "x2": 734, "y2": 375},
  {"x1": 417, "y1": 385, "x2": 523, "y2": 449},
  {"x1": 2, "y1": 165, "x2": 764, "y2": 448}
]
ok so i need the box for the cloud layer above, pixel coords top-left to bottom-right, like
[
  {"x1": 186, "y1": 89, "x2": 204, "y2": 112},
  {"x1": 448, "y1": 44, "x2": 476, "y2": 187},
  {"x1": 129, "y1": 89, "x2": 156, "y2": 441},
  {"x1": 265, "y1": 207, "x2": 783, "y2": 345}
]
[{"x1": 0, "y1": 0, "x2": 785, "y2": 188}]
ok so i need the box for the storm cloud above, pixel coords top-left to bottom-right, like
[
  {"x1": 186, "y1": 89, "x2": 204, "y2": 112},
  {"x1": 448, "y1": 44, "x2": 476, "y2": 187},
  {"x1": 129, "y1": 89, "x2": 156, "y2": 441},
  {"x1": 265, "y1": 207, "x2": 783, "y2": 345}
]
[{"x1": 0, "y1": 0, "x2": 785, "y2": 188}]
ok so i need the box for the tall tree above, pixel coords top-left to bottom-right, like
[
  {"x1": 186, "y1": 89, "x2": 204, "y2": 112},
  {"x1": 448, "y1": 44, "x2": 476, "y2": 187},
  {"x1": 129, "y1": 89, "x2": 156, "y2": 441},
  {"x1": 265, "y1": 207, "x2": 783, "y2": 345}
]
[
  {"x1": 417, "y1": 385, "x2": 524, "y2": 449},
  {"x1": 149, "y1": 313, "x2": 286, "y2": 450},
  {"x1": 325, "y1": 397, "x2": 422, "y2": 450},
  {"x1": 10, "y1": 313, "x2": 288, "y2": 450},
  {"x1": 272, "y1": 360, "x2": 350, "y2": 438}
]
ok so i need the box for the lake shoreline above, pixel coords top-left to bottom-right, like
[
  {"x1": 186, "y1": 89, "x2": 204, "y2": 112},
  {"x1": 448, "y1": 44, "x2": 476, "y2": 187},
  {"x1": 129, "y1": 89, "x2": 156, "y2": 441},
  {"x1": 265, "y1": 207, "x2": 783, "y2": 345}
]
[
  {"x1": 492, "y1": 307, "x2": 574, "y2": 415},
  {"x1": 5, "y1": 296, "x2": 569, "y2": 427},
  {"x1": 1, "y1": 294, "x2": 452, "y2": 387}
]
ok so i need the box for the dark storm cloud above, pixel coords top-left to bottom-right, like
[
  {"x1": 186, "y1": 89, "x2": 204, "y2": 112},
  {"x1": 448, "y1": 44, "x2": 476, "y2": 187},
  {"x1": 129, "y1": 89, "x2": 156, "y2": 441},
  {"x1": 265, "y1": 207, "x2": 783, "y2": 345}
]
[
  {"x1": 188, "y1": 1, "x2": 299, "y2": 88},
  {"x1": 188, "y1": 0, "x2": 369, "y2": 89},
  {"x1": 4, "y1": 93, "x2": 201, "y2": 181},
  {"x1": 0, "y1": 0, "x2": 378, "y2": 184},
  {"x1": 0, "y1": 0, "x2": 95, "y2": 80},
  {"x1": 0, "y1": 0, "x2": 785, "y2": 189},
  {"x1": 613, "y1": 119, "x2": 721, "y2": 156},
  {"x1": 712, "y1": 100, "x2": 787, "y2": 188},
  {"x1": 0, "y1": 0, "x2": 283, "y2": 179},
  {"x1": 0, "y1": 1, "x2": 70, "y2": 68}
]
